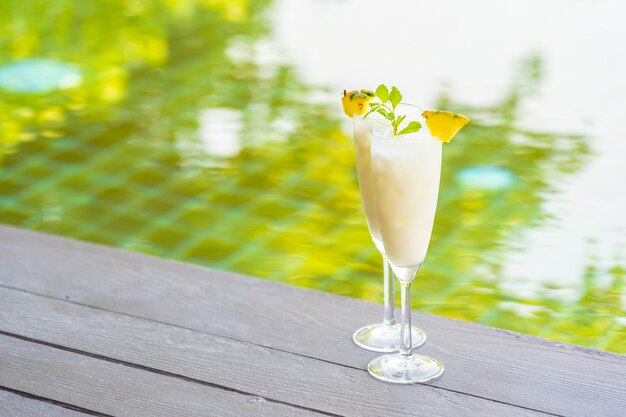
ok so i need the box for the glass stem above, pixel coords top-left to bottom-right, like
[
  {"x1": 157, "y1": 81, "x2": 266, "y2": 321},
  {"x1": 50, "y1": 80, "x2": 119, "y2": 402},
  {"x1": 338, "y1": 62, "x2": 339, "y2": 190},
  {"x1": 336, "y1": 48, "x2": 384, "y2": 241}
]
[
  {"x1": 382, "y1": 255, "x2": 395, "y2": 327},
  {"x1": 400, "y1": 281, "x2": 412, "y2": 356}
]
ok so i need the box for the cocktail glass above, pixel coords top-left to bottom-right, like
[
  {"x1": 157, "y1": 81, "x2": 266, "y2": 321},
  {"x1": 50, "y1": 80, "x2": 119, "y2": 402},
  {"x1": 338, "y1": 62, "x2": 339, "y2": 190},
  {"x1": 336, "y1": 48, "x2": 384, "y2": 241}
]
[
  {"x1": 366, "y1": 123, "x2": 445, "y2": 383},
  {"x1": 351, "y1": 104, "x2": 427, "y2": 352}
]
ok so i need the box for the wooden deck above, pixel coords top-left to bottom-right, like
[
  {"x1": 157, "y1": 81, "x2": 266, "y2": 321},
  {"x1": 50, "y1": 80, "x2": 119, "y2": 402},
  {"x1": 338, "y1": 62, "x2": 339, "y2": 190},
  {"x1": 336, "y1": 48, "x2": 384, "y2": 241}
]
[{"x1": 0, "y1": 225, "x2": 625, "y2": 416}]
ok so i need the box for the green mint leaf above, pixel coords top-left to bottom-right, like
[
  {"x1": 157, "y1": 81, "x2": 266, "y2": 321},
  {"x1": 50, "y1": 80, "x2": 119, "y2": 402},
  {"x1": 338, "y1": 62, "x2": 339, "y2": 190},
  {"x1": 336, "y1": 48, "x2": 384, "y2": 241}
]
[
  {"x1": 375, "y1": 84, "x2": 389, "y2": 103},
  {"x1": 363, "y1": 107, "x2": 377, "y2": 118},
  {"x1": 391, "y1": 118, "x2": 399, "y2": 135},
  {"x1": 389, "y1": 86, "x2": 402, "y2": 109},
  {"x1": 375, "y1": 108, "x2": 389, "y2": 119},
  {"x1": 390, "y1": 114, "x2": 406, "y2": 135},
  {"x1": 398, "y1": 121, "x2": 422, "y2": 135},
  {"x1": 376, "y1": 108, "x2": 394, "y2": 121},
  {"x1": 363, "y1": 103, "x2": 383, "y2": 118}
]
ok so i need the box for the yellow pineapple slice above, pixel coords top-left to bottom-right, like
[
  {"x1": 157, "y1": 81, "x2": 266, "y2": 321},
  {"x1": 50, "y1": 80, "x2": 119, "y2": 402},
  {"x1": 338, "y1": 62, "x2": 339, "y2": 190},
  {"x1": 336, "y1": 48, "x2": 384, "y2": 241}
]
[
  {"x1": 421, "y1": 110, "x2": 470, "y2": 143},
  {"x1": 341, "y1": 89, "x2": 375, "y2": 117}
]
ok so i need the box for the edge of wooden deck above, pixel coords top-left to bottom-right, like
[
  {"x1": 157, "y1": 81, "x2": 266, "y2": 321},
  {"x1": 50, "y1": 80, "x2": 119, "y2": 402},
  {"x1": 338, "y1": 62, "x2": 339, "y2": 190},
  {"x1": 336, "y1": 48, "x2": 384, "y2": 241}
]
[{"x1": 1, "y1": 224, "x2": 625, "y2": 417}]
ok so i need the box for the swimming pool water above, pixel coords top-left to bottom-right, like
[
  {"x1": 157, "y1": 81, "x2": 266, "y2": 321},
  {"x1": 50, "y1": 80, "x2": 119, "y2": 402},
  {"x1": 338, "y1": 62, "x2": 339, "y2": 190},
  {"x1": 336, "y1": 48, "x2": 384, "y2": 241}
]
[{"x1": 1, "y1": 0, "x2": 624, "y2": 353}]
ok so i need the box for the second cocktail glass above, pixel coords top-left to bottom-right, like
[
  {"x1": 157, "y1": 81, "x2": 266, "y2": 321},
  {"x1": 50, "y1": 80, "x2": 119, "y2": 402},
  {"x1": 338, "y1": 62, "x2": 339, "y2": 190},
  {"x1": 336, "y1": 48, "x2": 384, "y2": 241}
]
[{"x1": 351, "y1": 104, "x2": 427, "y2": 352}]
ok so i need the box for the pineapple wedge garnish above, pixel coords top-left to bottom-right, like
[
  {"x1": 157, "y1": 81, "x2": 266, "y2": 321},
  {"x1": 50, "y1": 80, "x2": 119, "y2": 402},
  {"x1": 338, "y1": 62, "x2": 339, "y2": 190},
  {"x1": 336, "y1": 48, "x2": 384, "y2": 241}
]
[
  {"x1": 341, "y1": 89, "x2": 375, "y2": 117},
  {"x1": 421, "y1": 110, "x2": 470, "y2": 143}
]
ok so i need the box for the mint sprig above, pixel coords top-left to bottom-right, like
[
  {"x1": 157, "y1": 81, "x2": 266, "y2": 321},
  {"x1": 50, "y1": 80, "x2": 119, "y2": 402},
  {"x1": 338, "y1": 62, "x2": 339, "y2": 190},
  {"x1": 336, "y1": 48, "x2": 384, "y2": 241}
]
[{"x1": 364, "y1": 84, "x2": 422, "y2": 136}]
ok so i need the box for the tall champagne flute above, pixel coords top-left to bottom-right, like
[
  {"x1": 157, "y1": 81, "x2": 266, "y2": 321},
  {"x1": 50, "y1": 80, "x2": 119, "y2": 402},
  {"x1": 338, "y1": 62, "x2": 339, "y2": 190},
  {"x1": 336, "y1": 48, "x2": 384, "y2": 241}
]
[
  {"x1": 367, "y1": 123, "x2": 445, "y2": 383},
  {"x1": 351, "y1": 104, "x2": 427, "y2": 352}
]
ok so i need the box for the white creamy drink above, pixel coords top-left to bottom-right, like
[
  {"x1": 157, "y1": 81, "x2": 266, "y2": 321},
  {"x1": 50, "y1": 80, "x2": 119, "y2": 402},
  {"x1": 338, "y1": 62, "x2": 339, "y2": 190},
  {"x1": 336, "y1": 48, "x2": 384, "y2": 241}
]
[
  {"x1": 371, "y1": 127, "x2": 442, "y2": 276},
  {"x1": 353, "y1": 116, "x2": 384, "y2": 251}
]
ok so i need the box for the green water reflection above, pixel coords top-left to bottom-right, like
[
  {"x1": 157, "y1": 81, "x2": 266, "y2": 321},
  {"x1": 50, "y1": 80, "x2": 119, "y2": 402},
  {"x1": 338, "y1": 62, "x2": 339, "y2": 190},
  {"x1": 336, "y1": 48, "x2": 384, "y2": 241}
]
[{"x1": 0, "y1": 0, "x2": 623, "y2": 353}]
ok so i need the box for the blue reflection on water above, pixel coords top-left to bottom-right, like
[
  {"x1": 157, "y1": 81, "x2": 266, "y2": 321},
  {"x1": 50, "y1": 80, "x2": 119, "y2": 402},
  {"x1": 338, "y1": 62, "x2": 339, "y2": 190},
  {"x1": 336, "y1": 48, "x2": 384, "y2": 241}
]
[
  {"x1": 457, "y1": 165, "x2": 516, "y2": 190},
  {"x1": 0, "y1": 59, "x2": 82, "y2": 93}
]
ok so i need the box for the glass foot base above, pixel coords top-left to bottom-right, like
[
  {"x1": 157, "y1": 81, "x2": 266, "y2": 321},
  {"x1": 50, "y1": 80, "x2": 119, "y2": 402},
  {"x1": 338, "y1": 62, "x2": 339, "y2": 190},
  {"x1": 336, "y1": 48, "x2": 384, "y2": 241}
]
[
  {"x1": 368, "y1": 353, "x2": 444, "y2": 384},
  {"x1": 352, "y1": 323, "x2": 427, "y2": 353}
]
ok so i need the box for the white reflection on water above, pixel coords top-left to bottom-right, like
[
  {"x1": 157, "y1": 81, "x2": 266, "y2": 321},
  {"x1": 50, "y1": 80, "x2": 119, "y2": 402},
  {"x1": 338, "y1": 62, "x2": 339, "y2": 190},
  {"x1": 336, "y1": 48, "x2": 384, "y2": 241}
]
[
  {"x1": 197, "y1": 108, "x2": 242, "y2": 158},
  {"x1": 270, "y1": 0, "x2": 626, "y2": 296},
  {"x1": 174, "y1": 108, "x2": 243, "y2": 168}
]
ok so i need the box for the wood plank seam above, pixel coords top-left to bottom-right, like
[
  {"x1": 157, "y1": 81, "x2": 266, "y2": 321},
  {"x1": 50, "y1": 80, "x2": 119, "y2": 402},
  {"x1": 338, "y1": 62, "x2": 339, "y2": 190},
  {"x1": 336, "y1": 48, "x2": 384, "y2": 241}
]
[
  {"x1": 1, "y1": 335, "x2": 324, "y2": 417},
  {"x1": 0, "y1": 283, "x2": 365, "y2": 371},
  {"x1": 0, "y1": 330, "x2": 342, "y2": 417},
  {"x1": 0, "y1": 386, "x2": 108, "y2": 417},
  {"x1": 0, "y1": 285, "x2": 561, "y2": 417}
]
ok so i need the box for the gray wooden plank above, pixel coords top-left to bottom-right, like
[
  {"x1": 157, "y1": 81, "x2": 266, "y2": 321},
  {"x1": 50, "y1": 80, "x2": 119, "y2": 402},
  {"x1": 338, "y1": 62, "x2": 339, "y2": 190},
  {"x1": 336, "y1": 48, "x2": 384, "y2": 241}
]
[
  {"x1": 0, "y1": 287, "x2": 545, "y2": 417},
  {"x1": 1, "y1": 225, "x2": 625, "y2": 417},
  {"x1": 0, "y1": 390, "x2": 89, "y2": 417},
  {"x1": 0, "y1": 335, "x2": 319, "y2": 417}
]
